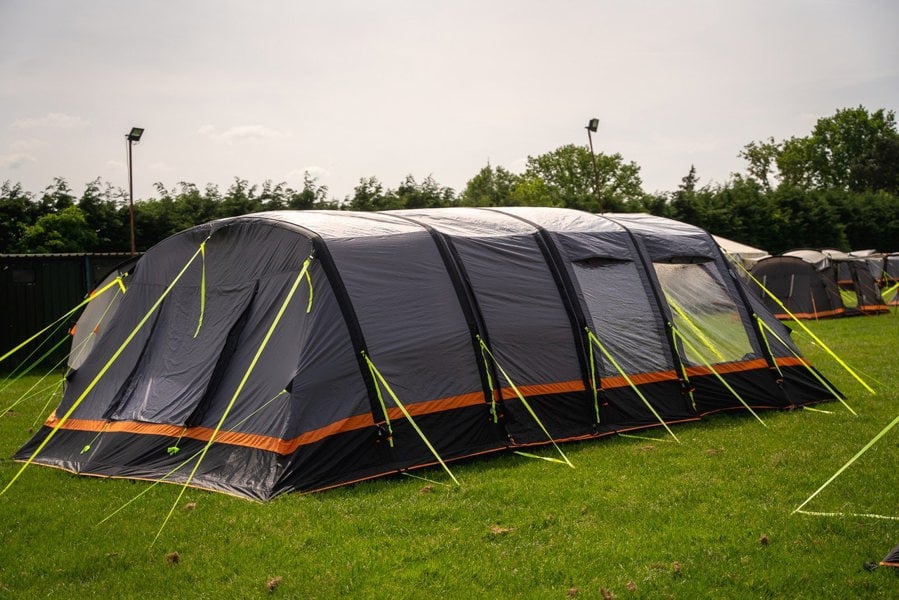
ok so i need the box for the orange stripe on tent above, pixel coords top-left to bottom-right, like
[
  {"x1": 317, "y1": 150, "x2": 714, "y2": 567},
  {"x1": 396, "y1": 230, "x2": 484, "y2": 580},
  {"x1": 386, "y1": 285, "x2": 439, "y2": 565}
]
[
  {"x1": 44, "y1": 357, "x2": 801, "y2": 455},
  {"x1": 498, "y1": 380, "x2": 585, "y2": 400},
  {"x1": 44, "y1": 391, "x2": 490, "y2": 455},
  {"x1": 774, "y1": 307, "x2": 845, "y2": 319},
  {"x1": 602, "y1": 370, "x2": 680, "y2": 388}
]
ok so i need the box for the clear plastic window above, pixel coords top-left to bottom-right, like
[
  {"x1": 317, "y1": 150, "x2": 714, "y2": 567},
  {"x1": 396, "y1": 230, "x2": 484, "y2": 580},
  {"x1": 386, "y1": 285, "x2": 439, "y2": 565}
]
[{"x1": 654, "y1": 262, "x2": 755, "y2": 366}]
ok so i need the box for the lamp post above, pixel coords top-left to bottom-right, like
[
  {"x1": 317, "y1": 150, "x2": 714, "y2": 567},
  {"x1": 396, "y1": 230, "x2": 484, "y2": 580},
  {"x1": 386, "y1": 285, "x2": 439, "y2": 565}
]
[
  {"x1": 126, "y1": 127, "x2": 144, "y2": 256},
  {"x1": 585, "y1": 118, "x2": 602, "y2": 213}
]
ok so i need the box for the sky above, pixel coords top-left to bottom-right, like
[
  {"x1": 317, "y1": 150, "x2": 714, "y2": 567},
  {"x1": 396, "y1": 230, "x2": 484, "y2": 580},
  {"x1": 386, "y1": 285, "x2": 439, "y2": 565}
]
[{"x1": 1, "y1": 0, "x2": 897, "y2": 203}]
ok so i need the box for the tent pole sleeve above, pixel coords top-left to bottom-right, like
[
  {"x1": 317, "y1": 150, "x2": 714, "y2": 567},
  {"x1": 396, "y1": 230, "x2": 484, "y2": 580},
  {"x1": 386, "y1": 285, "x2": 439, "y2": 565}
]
[
  {"x1": 305, "y1": 237, "x2": 383, "y2": 421},
  {"x1": 486, "y1": 209, "x2": 596, "y2": 403},
  {"x1": 386, "y1": 213, "x2": 502, "y2": 409},
  {"x1": 602, "y1": 216, "x2": 696, "y2": 410}
]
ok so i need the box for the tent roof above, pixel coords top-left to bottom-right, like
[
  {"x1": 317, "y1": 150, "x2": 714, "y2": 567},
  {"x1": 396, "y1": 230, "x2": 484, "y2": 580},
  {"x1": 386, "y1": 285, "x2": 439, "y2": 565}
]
[{"x1": 711, "y1": 235, "x2": 767, "y2": 259}]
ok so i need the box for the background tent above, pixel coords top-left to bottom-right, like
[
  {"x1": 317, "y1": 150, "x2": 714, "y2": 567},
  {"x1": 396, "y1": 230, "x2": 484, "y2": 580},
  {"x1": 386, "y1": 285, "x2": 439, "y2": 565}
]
[
  {"x1": 884, "y1": 253, "x2": 899, "y2": 306},
  {"x1": 750, "y1": 250, "x2": 889, "y2": 319},
  {"x1": 712, "y1": 235, "x2": 768, "y2": 269},
  {"x1": 14, "y1": 209, "x2": 840, "y2": 500}
]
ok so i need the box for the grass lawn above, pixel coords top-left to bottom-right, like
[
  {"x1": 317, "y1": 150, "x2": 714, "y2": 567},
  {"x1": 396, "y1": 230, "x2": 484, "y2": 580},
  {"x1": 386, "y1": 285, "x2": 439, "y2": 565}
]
[{"x1": 0, "y1": 313, "x2": 897, "y2": 598}]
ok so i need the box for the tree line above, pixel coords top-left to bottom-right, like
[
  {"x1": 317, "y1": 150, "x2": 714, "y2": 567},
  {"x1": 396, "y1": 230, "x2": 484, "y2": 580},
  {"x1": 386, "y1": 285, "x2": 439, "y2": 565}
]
[{"x1": 2, "y1": 106, "x2": 897, "y2": 255}]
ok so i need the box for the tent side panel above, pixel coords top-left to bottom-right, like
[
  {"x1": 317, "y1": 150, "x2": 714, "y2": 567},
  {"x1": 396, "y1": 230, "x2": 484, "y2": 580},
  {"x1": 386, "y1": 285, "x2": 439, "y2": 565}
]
[
  {"x1": 326, "y1": 228, "x2": 500, "y2": 466},
  {"x1": 451, "y1": 234, "x2": 594, "y2": 441}
]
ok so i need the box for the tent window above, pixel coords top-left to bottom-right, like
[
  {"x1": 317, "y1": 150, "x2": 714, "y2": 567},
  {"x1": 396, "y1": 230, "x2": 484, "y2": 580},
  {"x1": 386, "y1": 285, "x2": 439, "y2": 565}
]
[
  {"x1": 653, "y1": 262, "x2": 754, "y2": 366},
  {"x1": 111, "y1": 283, "x2": 257, "y2": 425},
  {"x1": 572, "y1": 259, "x2": 673, "y2": 375}
]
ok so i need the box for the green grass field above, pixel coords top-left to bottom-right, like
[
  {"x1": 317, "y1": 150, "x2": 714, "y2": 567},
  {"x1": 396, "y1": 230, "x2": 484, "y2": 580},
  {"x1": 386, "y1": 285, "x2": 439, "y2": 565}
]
[{"x1": 1, "y1": 313, "x2": 897, "y2": 598}]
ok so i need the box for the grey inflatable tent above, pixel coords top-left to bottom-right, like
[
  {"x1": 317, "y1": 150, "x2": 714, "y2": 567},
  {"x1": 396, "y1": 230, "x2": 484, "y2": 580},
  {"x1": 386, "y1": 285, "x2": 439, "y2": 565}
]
[{"x1": 15, "y1": 208, "x2": 839, "y2": 500}]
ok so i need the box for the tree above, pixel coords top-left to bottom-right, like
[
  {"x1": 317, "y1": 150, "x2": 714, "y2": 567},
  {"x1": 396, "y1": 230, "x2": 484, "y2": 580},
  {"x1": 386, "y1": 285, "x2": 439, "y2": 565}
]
[
  {"x1": 0, "y1": 181, "x2": 35, "y2": 252},
  {"x1": 459, "y1": 164, "x2": 520, "y2": 207},
  {"x1": 347, "y1": 176, "x2": 401, "y2": 211},
  {"x1": 37, "y1": 177, "x2": 75, "y2": 215},
  {"x1": 287, "y1": 172, "x2": 332, "y2": 210},
  {"x1": 738, "y1": 137, "x2": 781, "y2": 191},
  {"x1": 18, "y1": 205, "x2": 99, "y2": 252},
  {"x1": 808, "y1": 106, "x2": 898, "y2": 192},
  {"x1": 390, "y1": 174, "x2": 455, "y2": 209},
  {"x1": 216, "y1": 178, "x2": 262, "y2": 217},
  {"x1": 744, "y1": 106, "x2": 899, "y2": 194},
  {"x1": 78, "y1": 178, "x2": 127, "y2": 252},
  {"x1": 668, "y1": 165, "x2": 703, "y2": 224},
  {"x1": 522, "y1": 144, "x2": 644, "y2": 212}
]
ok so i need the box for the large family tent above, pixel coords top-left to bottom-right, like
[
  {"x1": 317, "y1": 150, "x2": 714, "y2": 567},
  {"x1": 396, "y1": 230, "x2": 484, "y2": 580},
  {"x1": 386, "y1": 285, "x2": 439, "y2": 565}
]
[
  {"x1": 749, "y1": 249, "x2": 889, "y2": 319},
  {"x1": 14, "y1": 208, "x2": 840, "y2": 500}
]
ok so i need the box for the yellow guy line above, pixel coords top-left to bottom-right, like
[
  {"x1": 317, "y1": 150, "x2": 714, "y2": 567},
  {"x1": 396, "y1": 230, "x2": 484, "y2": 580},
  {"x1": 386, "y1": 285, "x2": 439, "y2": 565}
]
[
  {"x1": 0, "y1": 275, "x2": 125, "y2": 365},
  {"x1": 477, "y1": 336, "x2": 574, "y2": 467},
  {"x1": 585, "y1": 329, "x2": 681, "y2": 443},
  {"x1": 670, "y1": 326, "x2": 767, "y2": 427},
  {"x1": 666, "y1": 296, "x2": 727, "y2": 363},
  {"x1": 98, "y1": 391, "x2": 291, "y2": 523},
  {"x1": 362, "y1": 353, "x2": 461, "y2": 485},
  {"x1": 193, "y1": 240, "x2": 207, "y2": 338},
  {"x1": 1, "y1": 246, "x2": 205, "y2": 497},
  {"x1": 754, "y1": 318, "x2": 855, "y2": 416},
  {"x1": 793, "y1": 415, "x2": 899, "y2": 518},
  {"x1": 736, "y1": 262, "x2": 875, "y2": 394},
  {"x1": 152, "y1": 256, "x2": 312, "y2": 545}
]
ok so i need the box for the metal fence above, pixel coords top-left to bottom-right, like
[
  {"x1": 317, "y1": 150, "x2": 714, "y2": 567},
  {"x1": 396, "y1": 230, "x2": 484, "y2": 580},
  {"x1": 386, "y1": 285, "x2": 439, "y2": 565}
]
[{"x1": 0, "y1": 253, "x2": 134, "y2": 369}]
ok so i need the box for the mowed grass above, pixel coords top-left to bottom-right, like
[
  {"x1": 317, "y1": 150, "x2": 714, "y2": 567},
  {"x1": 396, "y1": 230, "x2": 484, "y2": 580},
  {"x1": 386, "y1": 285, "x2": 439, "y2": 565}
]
[{"x1": 0, "y1": 314, "x2": 897, "y2": 598}]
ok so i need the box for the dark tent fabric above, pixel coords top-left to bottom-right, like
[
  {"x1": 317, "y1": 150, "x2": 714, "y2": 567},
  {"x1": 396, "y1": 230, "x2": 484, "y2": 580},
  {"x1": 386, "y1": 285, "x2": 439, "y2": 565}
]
[
  {"x1": 882, "y1": 544, "x2": 899, "y2": 568},
  {"x1": 15, "y1": 208, "x2": 841, "y2": 500},
  {"x1": 749, "y1": 250, "x2": 889, "y2": 319},
  {"x1": 885, "y1": 254, "x2": 899, "y2": 283}
]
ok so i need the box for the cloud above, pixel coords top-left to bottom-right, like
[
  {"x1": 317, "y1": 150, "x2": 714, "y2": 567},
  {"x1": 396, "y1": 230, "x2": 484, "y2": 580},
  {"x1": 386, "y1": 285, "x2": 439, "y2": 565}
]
[
  {"x1": 288, "y1": 166, "x2": 330, "y2": 181},
  {"x1": 11, "y1": 112, "x2": 90, "y2": 130},
  {"x1": 198, "y1": 124, "x2": 288, "y2": 144},
  {"x1": 0, "y1": 152, "x2": 37, "y2": 169}
]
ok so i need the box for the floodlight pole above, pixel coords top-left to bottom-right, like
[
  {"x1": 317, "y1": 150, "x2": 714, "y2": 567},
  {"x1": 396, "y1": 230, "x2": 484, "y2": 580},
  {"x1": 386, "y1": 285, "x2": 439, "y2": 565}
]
[
  {"x1": 585, "y1": 118, "x2": 602, "y2": 213},
  {"x1": 126, "y1": 127, "x2": 144, "y2": 256}
]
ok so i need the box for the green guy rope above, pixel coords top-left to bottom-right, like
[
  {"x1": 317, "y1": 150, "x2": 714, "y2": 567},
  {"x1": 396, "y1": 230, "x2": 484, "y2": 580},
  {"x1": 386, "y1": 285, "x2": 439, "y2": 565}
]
[
  {"x1": 477, "y1": 335, "x2": 574, "y2": 468},
  {"x1": 793, "y1": 415, "x2": 899, "y2": 519},
  {"x1": 1, "y1": 242, "x2": 208, "y2": 497},
  {"x1": 585, "y1": 328, "x2": 681, "y2": 443}
]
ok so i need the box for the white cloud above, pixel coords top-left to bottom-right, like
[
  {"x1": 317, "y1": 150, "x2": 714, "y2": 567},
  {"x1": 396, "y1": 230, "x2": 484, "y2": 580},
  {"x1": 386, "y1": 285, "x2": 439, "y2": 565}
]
[
  {"x1": 11, "y1": 112, "x2": 90, "y2": 130},
  {"x1": 198, "y1": 124, "x2": 288, "y2": 144},
  {"x1": 288, "y1": 166, "x2": 330, "y2": 181},
  {"x1": 0, "y1": 153, "x2": 37, "y2": 169}
]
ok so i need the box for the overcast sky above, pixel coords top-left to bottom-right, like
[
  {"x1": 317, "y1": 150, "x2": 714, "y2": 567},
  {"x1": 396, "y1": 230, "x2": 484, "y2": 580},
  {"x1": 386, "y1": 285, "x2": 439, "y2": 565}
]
[{"x1": 1, "y1": 1, "x2": 897, "y2": 203}]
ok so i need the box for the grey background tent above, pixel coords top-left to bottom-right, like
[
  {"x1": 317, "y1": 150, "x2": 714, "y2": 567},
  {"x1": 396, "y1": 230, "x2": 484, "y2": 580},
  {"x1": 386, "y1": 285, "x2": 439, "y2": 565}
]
[
  {"x1": 749, "y1": 249, "x2": 889, "y2": 319},
  {"x1": 15, "y1": 208, "x2": 840, "y2": 499}
]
